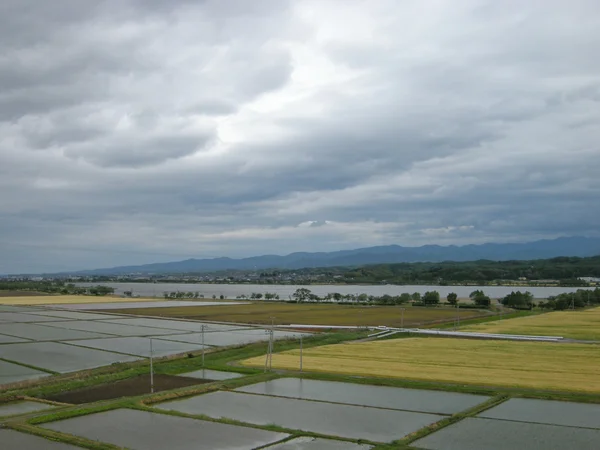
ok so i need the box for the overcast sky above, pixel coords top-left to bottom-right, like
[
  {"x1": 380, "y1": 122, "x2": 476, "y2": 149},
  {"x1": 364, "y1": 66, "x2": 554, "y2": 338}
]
[{"x1": 1, "y1": 0, "x2": 599, "y2": 273}]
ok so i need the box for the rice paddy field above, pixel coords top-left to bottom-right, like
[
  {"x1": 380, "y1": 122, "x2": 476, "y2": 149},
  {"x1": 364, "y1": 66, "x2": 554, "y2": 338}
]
[
  {"x1": 110, "y1": 302, "x2": 489, "y2": 327},
  {"x1": 461, "y1": 306, "x2": 600, "y2": 340},
  {"x1": 241, "y1": 337, "x2": 600, "y2": 394}
]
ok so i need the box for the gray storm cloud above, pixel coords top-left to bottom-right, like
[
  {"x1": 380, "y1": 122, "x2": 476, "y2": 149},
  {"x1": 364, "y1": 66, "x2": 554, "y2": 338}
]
[{"x1": 0, "y1": 0, "x2": 599, "y2": 273}]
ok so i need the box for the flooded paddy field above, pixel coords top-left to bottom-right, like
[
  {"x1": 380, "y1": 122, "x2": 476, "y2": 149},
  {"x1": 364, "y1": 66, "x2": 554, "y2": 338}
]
[
  {"x1": 0, "y1": 429, "x2": 79, "y2": 449},
  {"x1": 0, "y1": 400, "x2": 56, "y2": 417},
  {"x1": 65, "y1": 336, "x2": 207, "y2": 357},
  {"x1": 98, "y1": 317, "x2": 243, "y2": 332},
  {"x1": 157, "y1": 390, "x2": 444, "y2": 442},
  {"x1": 0, "y1": 323, "x2": 109, "y2": 341},
  {"x1": 0, "y1": 360, "x2": 50, "y2": 384},
  {"x1": 414, "y1": 397, "x2": 600, "y2": 449},
  {"x1": 479, "y1": 398, "x2": 600, "y2": 429},
  {"x1": 160, "y1": 329, "x2": 305, "y2": 347},
  {"x1": 237, "y1": 378, "x2": 488, "y2": 414},
  {"x1": 0, "y1": 341, "x2": 140, "y2": 373},
  {"x1": 42, "y1": 408, "x2": 289, "y2": 450},
  {"x1": 413, "y1": 417, "x2": 600, "y2": 450},
  {"x1": 41, "y1": 319, "x2": 192, "y2": 337},
  {"x1": 0, "y1": 305, "x2": 309, "y2": 385},
  {"x1": 177, "y1": 368, "x2": 244, "y2": 380},
  {"x1": 264, "y1": 437, "x2": 373, "y2": 449}
]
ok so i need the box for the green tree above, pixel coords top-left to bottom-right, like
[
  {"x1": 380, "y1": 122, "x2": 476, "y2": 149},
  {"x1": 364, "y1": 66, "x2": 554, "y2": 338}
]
[
  {"x1": 473, "y1": 293, "x2": 491, "y2": 307},
  {"x1": 88, "y1": 285, "x2": 114, "y2": 296},
  {"x1": 447, "y1": 292, "x2": 458, "y2": 305},
  {"x1": 422, "y1": 291, "x2": 440, "y2": 306},
  {"x1": 292, "y1": 288, "x2": 312, "y2": 302},
  {"x1": 399, "y1": 293, "x2": 412, "y2": 303},
  {"x1": 502, "y1": 291, "x2": 533, "y2": 309}
]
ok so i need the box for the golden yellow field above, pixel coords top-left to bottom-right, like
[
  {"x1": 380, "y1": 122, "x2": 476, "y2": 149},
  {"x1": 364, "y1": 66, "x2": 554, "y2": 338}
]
[
  {"x1": 0, "y1": 295, "x2": 160, "y2": 306},
  {"x1": 242, "y1": 337, "x2": 600, "y2": 393},
  {"x1": 461, "y1": 307, "x2": 600, "y2": 340}
]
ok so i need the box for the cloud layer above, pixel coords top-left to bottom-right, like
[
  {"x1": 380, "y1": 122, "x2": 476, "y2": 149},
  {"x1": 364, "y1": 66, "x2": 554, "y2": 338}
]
[{"x1": 1, "y1": 0, "x2": 599, "y2": 273}]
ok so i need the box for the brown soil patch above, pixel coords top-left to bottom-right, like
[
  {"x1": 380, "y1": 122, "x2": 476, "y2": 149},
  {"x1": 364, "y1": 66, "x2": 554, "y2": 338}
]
[{"x1": 43, "y1": 374, "x2": 209, "y2": 404}]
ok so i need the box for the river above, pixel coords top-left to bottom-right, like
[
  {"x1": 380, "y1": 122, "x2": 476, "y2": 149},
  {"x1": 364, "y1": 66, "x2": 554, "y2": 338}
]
[{"x1": 76, "y1": 282, "x2": 595, "y2": 299}]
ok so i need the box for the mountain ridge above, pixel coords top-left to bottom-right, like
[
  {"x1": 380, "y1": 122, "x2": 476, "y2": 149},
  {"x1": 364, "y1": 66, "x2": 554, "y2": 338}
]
[{"x1": 59, "y1": 236, "x2": 600, "y2": 275}]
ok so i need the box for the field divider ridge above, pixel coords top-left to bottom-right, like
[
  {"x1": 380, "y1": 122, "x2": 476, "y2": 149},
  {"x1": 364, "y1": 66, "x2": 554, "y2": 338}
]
[{"x1": 397, "y1": 394, "x2": 511, "y2": 447}]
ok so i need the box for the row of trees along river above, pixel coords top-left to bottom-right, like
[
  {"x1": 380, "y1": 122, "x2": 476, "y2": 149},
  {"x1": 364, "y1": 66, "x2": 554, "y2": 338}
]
[{"x1": 161, "y1": 287, "x2": 600, "y2": 312}]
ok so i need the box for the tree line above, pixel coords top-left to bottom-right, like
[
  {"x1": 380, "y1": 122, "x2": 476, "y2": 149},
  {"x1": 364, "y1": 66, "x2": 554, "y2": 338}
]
[
  {"x1": 0, "y1": 280, "x2": 114, "y2": 296},
  {"x1": 282, "y1": 255, "x2": 600, "y2": 285},
  {"x1": 280, "y1": 288, "x2": 486, "y2": 307},
  {"x1": 500, "y1": 288, "x2": 600, "y2": 311},
  {"x1": 232, "y1": 287, "x2": 600, "y2": 312}
]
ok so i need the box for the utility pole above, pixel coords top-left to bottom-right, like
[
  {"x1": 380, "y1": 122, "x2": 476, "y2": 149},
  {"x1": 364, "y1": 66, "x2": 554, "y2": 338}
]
[
  {"x1": 149, "y1": 338, "x2": 154, "y2": 394},
  {"x1": 300, "y1": 334, "x2": 303, "y2": 372},
  {"x1": 269, "y1": 317, "x2": 275, "y2": 371},
  {"x1": 264, "y1": 336, "x2": 270, "y2": 373},
  {"x1": 201, "y1": 324, "x2": 205, "y2": 367},
  {"x1": 264, "y1": 331, "x2": 272, "y2": 372},
  {"x1": 400, "y1": 307, "x2": 405, "y2": 329},
  {"x1": 456, "y1": 303, "x2": 460, "y2": 330}
]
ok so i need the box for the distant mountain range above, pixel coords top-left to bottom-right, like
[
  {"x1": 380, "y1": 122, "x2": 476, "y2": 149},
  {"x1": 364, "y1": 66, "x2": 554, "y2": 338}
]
[{"x1": 66, "y1": 236, "x2": 600, "y2": 275}]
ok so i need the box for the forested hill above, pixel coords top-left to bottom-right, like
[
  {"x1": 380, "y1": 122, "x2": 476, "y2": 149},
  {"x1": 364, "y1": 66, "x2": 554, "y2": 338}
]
[{"x1": 302, "y1": 255, "x2": 600, "y2": 284}]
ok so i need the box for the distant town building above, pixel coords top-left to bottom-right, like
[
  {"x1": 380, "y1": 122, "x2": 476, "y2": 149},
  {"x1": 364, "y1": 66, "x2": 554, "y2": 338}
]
[{"x1": 579, "y1": 277, "x2": 600, "y2": 284}]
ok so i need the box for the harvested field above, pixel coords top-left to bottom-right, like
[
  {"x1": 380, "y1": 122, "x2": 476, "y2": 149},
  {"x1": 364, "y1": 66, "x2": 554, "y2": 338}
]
[
  {"x1": 44, "y1": 374, "x2": 208, "y2": 404},
  {"x1": 461, "y1": 306, "x2": 600, "y2": 340},
  {"x1": 241, "y1": 338, "x2": 600, "y2": 394},
  {"x1": 0, "y1": 295, "x2": 159, "y2": 306},
  {"x1": 109, "y1": 303, "x2": 489, "y2": 327}
]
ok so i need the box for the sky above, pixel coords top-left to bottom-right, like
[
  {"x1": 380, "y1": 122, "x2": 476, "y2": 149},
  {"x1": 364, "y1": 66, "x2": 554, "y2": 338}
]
[{"x1": 1, "y1": 0, "x2": 599, "y2": 273}]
